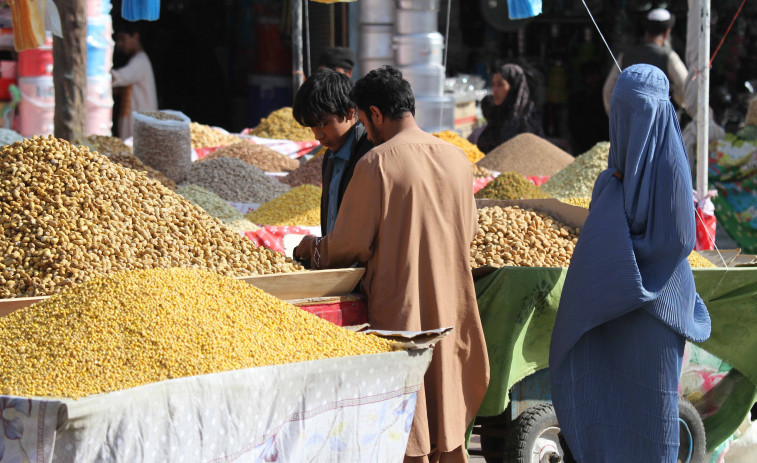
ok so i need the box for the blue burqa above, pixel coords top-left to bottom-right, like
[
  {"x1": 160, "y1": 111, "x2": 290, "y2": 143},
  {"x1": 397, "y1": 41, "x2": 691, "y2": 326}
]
[{"x1": 549, "y1": 64, "x2": 711, "y2": 462}]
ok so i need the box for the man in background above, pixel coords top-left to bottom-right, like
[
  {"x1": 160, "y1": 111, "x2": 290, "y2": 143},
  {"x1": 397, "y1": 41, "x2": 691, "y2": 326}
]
[
  {"x1": 316, "y1": 47, "x2": 355, "y2": 78},
  {"x1": 112, "y1": 22, "x2": 158, "y2": 139},
  {"x1": 603, "y1": 8, "x2": 688, "y2": 114}
]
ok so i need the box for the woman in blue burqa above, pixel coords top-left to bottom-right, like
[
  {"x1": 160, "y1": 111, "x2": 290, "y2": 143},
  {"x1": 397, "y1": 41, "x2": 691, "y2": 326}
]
[{"x1": 549, "y1": 64, "x2": 711, "y2": 461}]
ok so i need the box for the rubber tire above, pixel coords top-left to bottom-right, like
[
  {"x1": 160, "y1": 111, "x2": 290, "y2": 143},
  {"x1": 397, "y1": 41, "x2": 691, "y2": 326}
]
[
  {"x1": 678, "y1": 397, "x2": 707, "y2": 463},
  {"x1": 504, "y1": 403, "x2": 566, "y2": 463}
]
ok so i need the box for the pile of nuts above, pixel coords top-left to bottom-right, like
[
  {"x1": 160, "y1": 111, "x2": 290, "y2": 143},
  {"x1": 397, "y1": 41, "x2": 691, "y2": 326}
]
[
  {"x1": 0, "y1": 136, "x2": 301, "y2": 298},
  {"x1": 83, "y1": 135, "x2": 131, "y2": 156},
  {"x1": 185, "y1": 157, "x2": 291, "y2": 203},
  {"x1": 200, "y1": 141, "x2": 300, "y2": 172},
  {"x1": 471, "y1": 206, "x2": 580, "y2": 268},
  {"x1": 471, "y1": 164, "x2": 493, "y2": 179},
  {"x1": 190, "y1": 122, "x2": 242, "y2": 148},
  {"x1": 250, "y1": 107, "x2": 315, "y2": 141},
  {"x1": 108, "y1": 153, "x2": 178, "y2": 190}
]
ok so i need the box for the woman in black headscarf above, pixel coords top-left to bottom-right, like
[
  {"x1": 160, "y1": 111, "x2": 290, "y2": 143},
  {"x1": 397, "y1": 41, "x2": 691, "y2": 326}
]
[{"x1": 476, "y1": 63, "x2": 544, "y2": 154}]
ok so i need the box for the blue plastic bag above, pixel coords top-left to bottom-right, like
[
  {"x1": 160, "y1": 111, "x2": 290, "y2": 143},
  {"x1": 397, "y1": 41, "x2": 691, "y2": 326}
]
[
  {"x1": 122, "y1": 0, "x2": 160, "y2": 21},
  {"x1": 507, "y1": 0, "x2": 542, "y2": 19}
]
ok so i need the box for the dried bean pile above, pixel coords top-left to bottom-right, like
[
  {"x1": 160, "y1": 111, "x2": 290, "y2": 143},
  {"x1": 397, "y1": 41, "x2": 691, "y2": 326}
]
[
  {"x1": 177, "y1": 184, "x2": 259, "y2": 232},
  {"x1": 134, "y1": 111, "x2": 191, "y2": 183},
  {"x1": 471, "y1": 206, "x2": 579, "y2": 268},
  {"x1": 250, "y1": 107, "x2": 315, "y2": 141},
  {"x1": 190, "y1": 122, "x2": 241, "y2": 148},
  {"x1": 280, "y1": 155, "x2": 324, "y2": 187},
  {"x1": 541, "y1": 142, "x2": 610, "y2": 199},
  {"x1": 476, "y1": 133, "x2": 574, "y2": 176},
  {"x1": 247, "y1": 185, "x2": 321, "y2": 226},
  {"x1": 475, "y1": 171, "x2": 550, "y2": 200},
  {"x1": 0, "y1": 136, "x2": 301, "y2": 298},
  {"x1": 107, "y1": 153, "x2": 178, "y2": 190},
  {"x1": 200, "y1": 141, "x2": 300, "y2": 172},
  {"x1": 185, "y1": 157, "x2": 291, "y2": 203},
  {"x1": 84, "y1": 135, "x2": 131, "y2": 156}
]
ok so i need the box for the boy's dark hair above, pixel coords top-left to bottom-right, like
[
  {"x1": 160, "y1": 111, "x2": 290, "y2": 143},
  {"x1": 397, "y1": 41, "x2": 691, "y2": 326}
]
[
  {"x1": 292, "y1": 68, "x2": 355, "y2": 127},
  {"x1": 350, "y1": 66, "x2": 415, "y2": 120},
  {"x1": 317, "y1": 47, "x2": 355, "y2": 71}
]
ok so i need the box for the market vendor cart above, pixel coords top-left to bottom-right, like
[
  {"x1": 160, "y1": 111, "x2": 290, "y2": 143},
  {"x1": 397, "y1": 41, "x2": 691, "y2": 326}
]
[{"x1": 468, "y1": 256, "x2": 757, "y2": 463}]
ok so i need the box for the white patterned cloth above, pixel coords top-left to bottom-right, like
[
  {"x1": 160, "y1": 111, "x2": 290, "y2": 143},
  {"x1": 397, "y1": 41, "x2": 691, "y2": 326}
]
[{"x1": 0, "y1": 349, "x2": 432, "y2": 462}]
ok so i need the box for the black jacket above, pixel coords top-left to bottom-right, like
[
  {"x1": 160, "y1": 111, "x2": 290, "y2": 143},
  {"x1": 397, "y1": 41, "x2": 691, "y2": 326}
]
[{"x1": 320, "y1": 123, "x2": 374, "y2": 236}]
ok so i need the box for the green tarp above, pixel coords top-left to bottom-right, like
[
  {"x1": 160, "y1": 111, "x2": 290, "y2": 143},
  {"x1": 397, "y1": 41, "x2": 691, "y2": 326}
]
[{"x1": 474, "y1": 266, "x2": 757, "y2": 452}]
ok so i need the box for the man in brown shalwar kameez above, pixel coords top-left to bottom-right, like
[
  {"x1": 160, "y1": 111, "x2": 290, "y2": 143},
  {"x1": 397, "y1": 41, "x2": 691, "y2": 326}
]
[{"x1": 294, "y1": 66, "x2": 489, "y2": 463}]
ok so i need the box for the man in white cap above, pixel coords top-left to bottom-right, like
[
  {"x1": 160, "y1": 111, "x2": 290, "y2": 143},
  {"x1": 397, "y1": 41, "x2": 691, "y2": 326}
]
[{"x1": 602, "y1": 8, "x2": 688, "y2": 114}]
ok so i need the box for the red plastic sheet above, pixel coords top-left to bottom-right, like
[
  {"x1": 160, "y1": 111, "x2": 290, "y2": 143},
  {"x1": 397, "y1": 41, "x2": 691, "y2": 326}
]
[
  {"x1": 244, "y1": 226, "x2": 311, "y2": 253},
  {"x1": 695, "y1": 206, "x2": 717, "y2": 251},
  {"x1": 298, "y1": 299, "x2": 368, "y2": 327},
  {"x1": 526, "y1": 176, "x2": 550, "y2": 186},
  {"x1": 473, "y1": 176, "x2": 494, "y2": 194}
]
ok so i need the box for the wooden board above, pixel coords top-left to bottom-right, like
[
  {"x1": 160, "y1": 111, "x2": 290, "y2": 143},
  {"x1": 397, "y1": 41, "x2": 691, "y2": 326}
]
[
  {"x1": 0, "y1": 268, "x2": 365, "y2": 318},
  {"x1": 237, "y1": 268, "x2": 364, "y2": 301}
]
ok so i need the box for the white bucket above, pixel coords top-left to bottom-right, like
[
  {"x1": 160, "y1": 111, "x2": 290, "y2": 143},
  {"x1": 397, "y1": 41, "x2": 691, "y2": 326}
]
[
  {"x1": 87, "y1": 75, "x2": 113, "y2": 136},
  {"x1": 18, "y1": 76, "x2": 54, "y2": 137}
]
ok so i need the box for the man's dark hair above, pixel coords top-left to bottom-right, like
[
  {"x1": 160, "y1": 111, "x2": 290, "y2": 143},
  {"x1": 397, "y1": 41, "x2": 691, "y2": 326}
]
[
  {"x1": 292, "y1": 68, "x2": 355, "y2": 127},
  {"x1": 642, "y1": 10, "x2": 675, "y2": 36},
  {"x1": 317, "y1": 47, "x2": 355, "y2": 71},
  {"x1": 350, "y1": 66, "x2": 415, "y2": 119}
]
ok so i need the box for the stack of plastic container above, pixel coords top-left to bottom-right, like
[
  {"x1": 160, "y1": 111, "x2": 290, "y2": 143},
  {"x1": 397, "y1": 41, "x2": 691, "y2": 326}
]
[
  {"x1": 393, "y1": 0, "x2": 453, "y2": 132},
  {"x1": 358, "y1": 0, "x2": 394, "y2": 76},
  {"x1": 86, "y1": 0, "x2": 114, "y2": 136},
  {"x1": 17, "y1": 34, "x2": 54, "y2": 136}
]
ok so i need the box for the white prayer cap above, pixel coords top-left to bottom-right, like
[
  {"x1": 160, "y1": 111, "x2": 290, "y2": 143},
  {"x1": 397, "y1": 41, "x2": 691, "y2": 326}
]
[{"x1": 647, "y1": 8, "x2": 672, "y2": 22}]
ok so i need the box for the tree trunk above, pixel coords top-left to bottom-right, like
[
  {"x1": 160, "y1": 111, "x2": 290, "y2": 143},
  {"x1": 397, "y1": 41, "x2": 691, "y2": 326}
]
[{"x1": 53, "y1": 0, "x2": 87, "y2": 142}]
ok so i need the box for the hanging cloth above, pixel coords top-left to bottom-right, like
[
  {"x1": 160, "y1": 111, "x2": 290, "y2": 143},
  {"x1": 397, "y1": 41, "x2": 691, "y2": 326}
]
[
  {"x1": 507, "y1": 0, "x2": 542, "y2": 19},
  {"x1": 122, "y1": 0, "x2": 160, "y2": 22}
]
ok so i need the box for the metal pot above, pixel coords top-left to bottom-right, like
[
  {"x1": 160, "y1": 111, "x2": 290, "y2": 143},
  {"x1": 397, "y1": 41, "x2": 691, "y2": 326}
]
[
  {"x1": 396, "y1": 0, "x2": 440, "y2": 11},
  {"x1": 359, "y1": 24, "x2": 394, "y2": 62},
  {"x1": 414, "y1": 95, "x2": 455, "y2": 132},
  {"x1": 393, "y1": 32, "x2": 444, "y2": 66},
  {"x1": 395, "y1": 9, "x2": 438, "y2": 35},
  {"x1": 360, "y1": 58, "x2": 395, "y2": 76},
  {"x1": 359, "y1": 0, "x2": 395, "y2": 24},
  {"x1": 398, "y1": 64, "x2": 445, "y2": 97}
]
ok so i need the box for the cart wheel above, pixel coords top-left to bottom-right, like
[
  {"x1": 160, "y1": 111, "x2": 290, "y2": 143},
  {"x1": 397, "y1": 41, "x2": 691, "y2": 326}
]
[
  {"x1": 678, "y1": 397, "x2": 706, "y2": 463},
  {"x1": 504, "y1": 403, "x2": 568, "y2": 463}
]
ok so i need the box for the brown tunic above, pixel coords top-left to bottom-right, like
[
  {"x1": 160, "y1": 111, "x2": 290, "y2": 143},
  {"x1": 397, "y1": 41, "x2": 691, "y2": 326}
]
[{"x1": 299, "y1": 128, "x2": 490, "y2": 456}]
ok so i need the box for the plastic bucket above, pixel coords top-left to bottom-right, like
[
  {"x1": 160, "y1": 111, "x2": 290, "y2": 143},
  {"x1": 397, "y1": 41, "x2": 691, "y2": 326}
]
[
  {"x1": 86, "y1": 0, "x2": 112, "y2": 15},
  {"x1": 18, "y1": 45, "x2": 53, "y2": 77},
  {"x1": 18, "y1": 76, "x2": 54, "y2": 137},
  {"x1": 248, "y1": 74, "x2": 292, "y2": 128},
  {"x1": 87, "y1": 15, "x2": 113, "y2": 76},
  {"x1": 86, "y1": 75, "x2": 113, "y2": 136}
]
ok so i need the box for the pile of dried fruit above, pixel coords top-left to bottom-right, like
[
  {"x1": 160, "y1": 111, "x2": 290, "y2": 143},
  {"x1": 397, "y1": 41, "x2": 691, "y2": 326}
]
[
  {"x1": 541, "y1": 142, "x2": 610, "y2": 198},
  {"x1": 200, "y1": 141, "x2": 300, "y2": 172},
  {"x1": 475, "y1": 172, "x2": 550, "y2": 200},
  {"x1": 247, "y1": 185, "x2": 321, "y2": 226},
  {"x1": 280, "y1": 155, "x2": 324, "y2": 188},
  {"x1": 250, "y1": 107, "x2": 315, "y2": 141},
  {"x1": 471, "y1": 164, "x2": 493, "y2": 179},
  {"x1": 83, "y1": 135, "x2": 131, "y2": 156},
  {"x1": 190, "y1": 122, "x2": 241, "y2": 148},
  {"x1": 433, "y1": 130, "x2": 485, "y2": 163}
]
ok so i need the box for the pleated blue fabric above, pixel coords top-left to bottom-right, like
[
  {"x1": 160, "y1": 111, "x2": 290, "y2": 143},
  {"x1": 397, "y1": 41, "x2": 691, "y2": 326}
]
[{"x1": 549, "y1": 64, "x2": 711, "y2": 462}]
